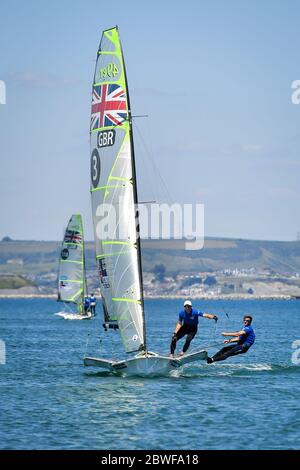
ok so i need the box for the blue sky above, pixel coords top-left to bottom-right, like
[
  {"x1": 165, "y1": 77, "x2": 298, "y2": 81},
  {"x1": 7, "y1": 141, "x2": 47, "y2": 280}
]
[{"x1": 0, "y1": 0, "x2": 300, "y2": 241}]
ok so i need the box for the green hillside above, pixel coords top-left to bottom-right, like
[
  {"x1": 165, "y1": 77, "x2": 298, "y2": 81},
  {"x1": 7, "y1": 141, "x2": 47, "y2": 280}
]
[
  {"x1": 141, "y1": 238, "x2": 300, "y2": 275},
  {"x1": 0, "y1": 238, "x2": 300, "y2": 276},
  {"x1": 0, "y1": 274, "x2": 36, "y2": 290}
]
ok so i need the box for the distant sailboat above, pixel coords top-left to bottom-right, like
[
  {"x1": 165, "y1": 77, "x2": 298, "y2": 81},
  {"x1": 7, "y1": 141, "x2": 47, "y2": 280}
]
[
  {"x1": 55, "y1": 214, "x2": 92, "y2": 320},
  {"x1": 84, "y1": 27, "x2": 207, "y2": 375}
]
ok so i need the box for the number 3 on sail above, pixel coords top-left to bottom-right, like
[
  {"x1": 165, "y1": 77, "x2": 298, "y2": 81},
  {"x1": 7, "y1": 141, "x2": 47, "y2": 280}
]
[
  {"x1": 85, "y1": 26, "x2": 208, "y2": 376},
  {"x1": 90, "y1": 149, "x2": 100, "y2": 188}
]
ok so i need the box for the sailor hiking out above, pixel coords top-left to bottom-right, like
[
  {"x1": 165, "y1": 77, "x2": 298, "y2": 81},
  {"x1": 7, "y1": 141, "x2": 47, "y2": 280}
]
[{"x1": 207, "y1": 315, "x2": 255, "y2": 363}]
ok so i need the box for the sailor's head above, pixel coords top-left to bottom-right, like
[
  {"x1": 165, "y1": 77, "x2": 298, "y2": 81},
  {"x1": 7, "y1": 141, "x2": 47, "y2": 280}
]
[
  {"x1": 184, "y1": 300, "x2": 192, "y2": 311},
  {"x1": 91, "y1": 293, "x2": 94, "y2": 296},
  {"x1": 243, "y1": 315, "x2": 252, "y2": 324}
]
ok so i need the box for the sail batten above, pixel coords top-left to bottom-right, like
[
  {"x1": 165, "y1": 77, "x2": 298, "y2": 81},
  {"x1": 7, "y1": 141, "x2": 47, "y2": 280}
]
[{"x1": 90, "y1": 27, "x2": 145, "y2": 353}]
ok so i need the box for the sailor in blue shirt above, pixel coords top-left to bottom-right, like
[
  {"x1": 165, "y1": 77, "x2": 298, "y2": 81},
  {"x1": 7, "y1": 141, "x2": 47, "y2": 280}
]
[
  {"x1": 170, "y1": 300, "x2": 218, "y2": 357},
  {"x1": 207, "y1": 315, "x2": 255, "y2": 363},
  {"x1": 89, "y1": 293, "x2": 97, "y2": 316},
  {"x1": 83, "y1": 296, "x2": 91, "y2": 315}
]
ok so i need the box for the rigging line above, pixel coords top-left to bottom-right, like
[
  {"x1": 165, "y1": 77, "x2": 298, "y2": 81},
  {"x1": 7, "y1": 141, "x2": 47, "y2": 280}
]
[
  {"x1": 133, "y1": 120, "x2": 174, "y2": 206},
  {"x1": 198, "y1": 340, "x2": 226, "y2": 350},
  {"x1": 133, "y1": 119, "x2": 183, "y2": 239},
  {"x1": 131, "y1": 121, "x2": 156, "y2": 205},
  {"x1": 207, "y1": 316, "x2": 218, "y2": 346},
  {"x1": 214, "y1": 301, "x2": 233, "y2": 344},
  {"x1": 219, "y1": 301, "x2": 232, "y2": 330}
]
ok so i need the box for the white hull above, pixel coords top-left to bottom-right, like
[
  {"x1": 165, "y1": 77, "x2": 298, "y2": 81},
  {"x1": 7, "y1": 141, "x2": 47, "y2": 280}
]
[
  {"x1": 54, "y1": 311, "x2": 93, "y2": 321},
  {"x1": 84, "y1": 350, "x2": 208, "y2": 377}
]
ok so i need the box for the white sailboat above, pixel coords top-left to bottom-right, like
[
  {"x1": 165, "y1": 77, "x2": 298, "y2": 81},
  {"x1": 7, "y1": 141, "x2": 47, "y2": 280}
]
[
  {"x1": 84, "y1": 27, "x2": 207, "y2": 375},
  {"x1": 55, "y1": 214, "x2": 92, "y2": 320}
]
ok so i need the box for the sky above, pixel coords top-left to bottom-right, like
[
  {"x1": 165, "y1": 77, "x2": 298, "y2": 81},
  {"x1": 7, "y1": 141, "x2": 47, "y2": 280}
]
[{"x1": 0, "y1": 0, "x2": 300, "y2": 242}]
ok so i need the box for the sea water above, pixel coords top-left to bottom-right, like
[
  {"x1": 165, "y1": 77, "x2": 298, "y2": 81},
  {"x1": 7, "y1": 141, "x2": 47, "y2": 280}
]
[{"x1": 0, "y1": 298, "x2": 299, "y2": 450}]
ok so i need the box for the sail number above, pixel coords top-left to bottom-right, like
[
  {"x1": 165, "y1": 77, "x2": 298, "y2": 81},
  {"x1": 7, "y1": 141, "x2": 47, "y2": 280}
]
[
  {"x1": 97, "y1": 130, "x2": 115, "y2": 148},
  {"x1": 91, "y1": 148, "x2": 101, "y2": 188},
  {"x1": 99, "y1": 63, "x2": 119, "y2": 80}
]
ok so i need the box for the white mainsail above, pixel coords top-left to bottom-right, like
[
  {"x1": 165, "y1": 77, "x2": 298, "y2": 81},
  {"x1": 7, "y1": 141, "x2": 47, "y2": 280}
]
[
  {"x1": 57, "y1": 214, "x2": 87, "y2": 313},
  {"x1": 90, "y1": 27, "x2": 145, "y2": 353}
]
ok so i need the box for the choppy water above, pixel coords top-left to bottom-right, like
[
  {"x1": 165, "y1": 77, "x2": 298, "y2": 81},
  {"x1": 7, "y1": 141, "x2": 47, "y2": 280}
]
[{"x1": 0, "y1": 298, "x2": 299, "y2": 450}]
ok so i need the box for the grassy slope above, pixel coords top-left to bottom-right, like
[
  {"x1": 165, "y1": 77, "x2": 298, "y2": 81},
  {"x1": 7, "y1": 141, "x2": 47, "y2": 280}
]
[
  {"x1": 0, "y1": 274, "x2": 36, "y2": 289},
  {"x1": 0, "y1": 238, "x2": 300, "y2": 275}
]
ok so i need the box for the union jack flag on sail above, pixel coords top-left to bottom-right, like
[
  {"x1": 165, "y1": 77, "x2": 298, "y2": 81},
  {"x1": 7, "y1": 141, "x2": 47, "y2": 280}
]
[
  {"x1": 91, "y1": 84, "x2": 127, "y2": 131},
  {"x1": 64, "y1": 230, "x2": 82, "y2": 244}
]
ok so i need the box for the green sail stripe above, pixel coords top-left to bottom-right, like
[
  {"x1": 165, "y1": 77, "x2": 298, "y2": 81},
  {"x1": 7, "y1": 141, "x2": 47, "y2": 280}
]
[
  {"x1": 90, "y1": 124, "x2": 127, "y2": 133},
  {"x1": 96, "y1": 250, "x2": 132, "y2": 259},
  {"x1": 63, "y1": 289, "x2": 82, "y2": 301},
  {"x1": 70, "y1": 292, "x2": 83, "y2": 302},
  {"x1": 60, "y1": 260, "x2": 83, "y2": 265},
  {"x1": 108, "y1": 176, "x2": 132, "y2": 183},
  {"x1": 93, "y1": 81, "x2": 126, "y2": 87},
  {"x1": 90, "y1": 185, "x2": 124, "y2": 193},
  {"x1": 112, "y1": 298, "x2": 141, "y2": 304},
  {"x1": 58, "y1": 279, "x2": 82, "y2": 283},
  {"x1": 104, "y1": 29, "x2": 116, "y2": 40},
  {"x1": 102, "y1": 241, "x2": 136, "y2": 248},
  {"x1": 98, "y1": 51, "x2": 118, "y2": 55}
]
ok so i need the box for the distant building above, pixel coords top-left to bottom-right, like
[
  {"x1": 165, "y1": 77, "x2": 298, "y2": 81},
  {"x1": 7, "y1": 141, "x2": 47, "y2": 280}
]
[{"x1": 6, "y1": 258, "x2": 24, "y2": 265}]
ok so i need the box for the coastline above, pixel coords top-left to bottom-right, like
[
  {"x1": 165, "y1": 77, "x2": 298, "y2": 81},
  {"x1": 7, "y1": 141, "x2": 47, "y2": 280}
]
[{"x1": 0, "y1": 293, "x2": 296, "y2": 300}]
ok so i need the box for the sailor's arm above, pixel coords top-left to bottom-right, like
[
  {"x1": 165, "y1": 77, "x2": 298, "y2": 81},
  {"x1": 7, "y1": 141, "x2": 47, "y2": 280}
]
[
  {"x1": 224, "y1": 337, "x2": 239, "y2": 344},
  {"x1": 173, "y1": 321, "x2": 182, "y2": 335},
  {"x1": 222, "y1": 329, "x2": 245, "y2": 337},
  {"x1": 203, "y1": 313, "x2": 218, "y2": 321}
]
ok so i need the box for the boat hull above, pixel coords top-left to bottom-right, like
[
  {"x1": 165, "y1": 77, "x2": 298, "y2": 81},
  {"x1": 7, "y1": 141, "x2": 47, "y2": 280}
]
[{"x1": 83, "y1": 350, "x2": 208, "y2": 377}]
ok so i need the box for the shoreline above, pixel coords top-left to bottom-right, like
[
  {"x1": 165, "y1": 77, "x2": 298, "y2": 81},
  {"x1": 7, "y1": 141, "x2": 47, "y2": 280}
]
[{"x1": 0, "y1": 293, "x2": 296, "y2": 300}]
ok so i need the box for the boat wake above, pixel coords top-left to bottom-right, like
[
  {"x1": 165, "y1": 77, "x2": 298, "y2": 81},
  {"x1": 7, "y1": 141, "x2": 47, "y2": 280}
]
[
  {"x1": 54, "y1": 311, "x2": 92, "y2": 320},
  {"x1": 178, "y1": 362, "x2": 300, "y2": 378}
]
